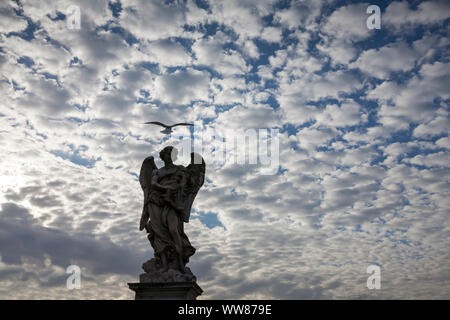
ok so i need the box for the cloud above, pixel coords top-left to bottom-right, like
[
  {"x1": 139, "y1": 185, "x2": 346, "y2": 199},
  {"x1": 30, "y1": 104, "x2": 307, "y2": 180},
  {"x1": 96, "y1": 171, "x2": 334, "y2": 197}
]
[
  {"x1": 368, "y1": 61, "x2": 450, "y2": 129},
  {"x1": 15, "y1": 75, "x2": 76, "y2": 116},
  {"x1": 315, "y1": 101, "x2": 363, "y2": 127},
  {"x1": 436, "y1": 137, "x2": 450, "y2": 149},
  {"x1": 207, "y1": 0, "x2": 273, "y2": 40},
  {"x1": 0, "y1": 203, "x2": 141, "y2": 275},
  {"x1": 413, "y1": 116, "x2": 449, "y2": 138},
  {"x1": 321, "y1": 3, "x2": 371, "y2": 42},
  {"x1": 152, "y1": 68, "x2": 211, "y2": 105},
  {"x1": 384, "y1": 0, "x2": 450, "y2": 31},
  {"x1": 140, "y1": 38, "x2": 192, "y2": 67},
  {"x1": 274, "y1": 0, "x2": 324, "y2": 30},
  {"x1": 351, "y1": 41, "x2": 419, "y2": 79},
  {"x1": 277, "y1": 69, "x2": 363, "y2": 125},
  {"x1": 260, "y1": 26, "x2": 282, "y2": 43},
  {"x1": 119, "y1": 0, "x2": 187, "y2": 41},
  {"x1": 0, "y1": 2, "x2": 27, "y2": 33},
  {"x1": 192, "y1": 33, "x2": 249, "y2": 76},
  {"x1": 406, "y1": 152, "x2": 449, "y2": 167}
]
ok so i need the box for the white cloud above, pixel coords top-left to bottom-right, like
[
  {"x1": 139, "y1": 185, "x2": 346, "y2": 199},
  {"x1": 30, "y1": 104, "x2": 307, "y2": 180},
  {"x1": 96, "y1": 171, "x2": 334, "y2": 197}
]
[
  {"x1": 384, "y1": 0, "x2": 450, "y2": 31},
  {"x1": 352, "y1": 41, "x2": 418, "y2": 79},
  {"x1": 315, "y1": 102, "x2": 363, "y2": 127},
  {"x1": 277, "y1": 70, "x2": 362, "y2": 125},
  {"x1": 152, "y1": 68, "x2": 211, "y2": 105},
  {"x1": 321, "y1": 3, "x2": 371, "y2": 41},
  {"x1": 436, "y1": 137, "x2": 450, "y2": 149},
  {"x1": 140, "y1": 38, "x2": 192, "y2": 67},
  {"x1": 260, "y1": 26, "x2": 282, "y2": 43},
  {"x1": 192, "y1": 33, "x2": 249, "y2": 76},
  {"x1": 0, "y1": 2, "x2": 27, "y2": 33},
  {"x1": 274, "y1": 0, "x2": 324, "y2": 30},
  {"x1": 413, "y1": 116, "x2": 449, "y2": 138},
  {"x1": 368, "y1": 61, "x2": 450, "y2": 128},
  {"x1": 318, "y1": 2, "x2": 376, "y2": 65},
  {"x1": 406, "y1": 151, "x2": 449, "y2": 167},
  {"x1": 214, "y1": 104, "x2": 281, "y2": 130},
  {"x1": 119, "y1": 0, "x2": 187, "y2": 41},
  {"x1": 242, "y1": 40, "x2": 260, "y2": 59},
  {"x1": 208, "y1": 0, "x2": 275, "y2": 40}
]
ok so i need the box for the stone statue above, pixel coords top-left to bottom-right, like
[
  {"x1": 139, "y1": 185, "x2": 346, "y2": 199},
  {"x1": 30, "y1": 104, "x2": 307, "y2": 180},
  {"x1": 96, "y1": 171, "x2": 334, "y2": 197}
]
[{"x1": 138, "y1": 146, "x2": 205, "y2": 283}]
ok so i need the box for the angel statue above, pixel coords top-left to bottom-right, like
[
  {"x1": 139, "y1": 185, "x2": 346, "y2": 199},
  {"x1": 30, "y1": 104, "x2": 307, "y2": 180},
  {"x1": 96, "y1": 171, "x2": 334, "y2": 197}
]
[{"x1": 138, "y1": 146, "x2": 205, "y2": 281}]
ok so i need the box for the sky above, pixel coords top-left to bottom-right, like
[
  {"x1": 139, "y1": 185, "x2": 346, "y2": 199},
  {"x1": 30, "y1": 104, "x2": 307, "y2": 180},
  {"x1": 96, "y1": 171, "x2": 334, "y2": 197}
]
[{"x1": 0, "y1": 0, "x2": 449, "y2": 299}]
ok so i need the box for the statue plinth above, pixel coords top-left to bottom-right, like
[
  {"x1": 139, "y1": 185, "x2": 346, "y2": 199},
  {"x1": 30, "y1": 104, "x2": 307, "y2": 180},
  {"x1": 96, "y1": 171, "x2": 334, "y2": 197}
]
[
  {"x1": 128, "y1": 281, "x2": 203, "y2": 300},
  {"x1": 128, "y1": 257, "x2": 203, "y2": 300}
]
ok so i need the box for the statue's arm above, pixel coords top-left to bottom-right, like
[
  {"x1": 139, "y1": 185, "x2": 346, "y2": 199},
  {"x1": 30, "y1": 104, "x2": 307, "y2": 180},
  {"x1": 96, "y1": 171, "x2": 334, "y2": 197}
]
[{"x1": 151, "y1": 170, "x2": 170, "y2": 192}]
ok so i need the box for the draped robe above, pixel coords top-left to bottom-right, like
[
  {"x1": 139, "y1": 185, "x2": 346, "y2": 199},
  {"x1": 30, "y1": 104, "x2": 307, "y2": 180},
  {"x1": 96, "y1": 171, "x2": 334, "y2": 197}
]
[{"x1": 146, "y1": 165, "x2": 196, "y2": 264}]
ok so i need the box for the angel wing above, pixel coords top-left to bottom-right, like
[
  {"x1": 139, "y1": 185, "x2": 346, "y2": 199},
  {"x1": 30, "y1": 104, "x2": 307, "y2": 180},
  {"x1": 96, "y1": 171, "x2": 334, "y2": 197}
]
[
  {"x1": 139, "y1": 156, "x2": 157, "y2": 230},
  {"x1": 183, "y1": 152, "x2": 205, "y2": 223}
]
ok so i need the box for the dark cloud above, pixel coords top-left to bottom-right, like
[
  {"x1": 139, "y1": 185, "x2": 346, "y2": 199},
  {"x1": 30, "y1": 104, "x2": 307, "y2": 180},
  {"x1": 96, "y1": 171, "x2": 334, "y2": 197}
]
[
  {"x1": 0, "y1": 203, "x2": 142, "y2": 276},
  {"x1": 29, "y1": 195, "x2": 63, "y2": 208}
]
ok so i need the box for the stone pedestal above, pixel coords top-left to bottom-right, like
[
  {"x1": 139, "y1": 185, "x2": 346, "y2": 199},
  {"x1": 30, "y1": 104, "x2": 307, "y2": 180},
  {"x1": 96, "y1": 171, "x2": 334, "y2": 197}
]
[{"x1": 128, "y1": 281, "x2": 203, "y2": 300}]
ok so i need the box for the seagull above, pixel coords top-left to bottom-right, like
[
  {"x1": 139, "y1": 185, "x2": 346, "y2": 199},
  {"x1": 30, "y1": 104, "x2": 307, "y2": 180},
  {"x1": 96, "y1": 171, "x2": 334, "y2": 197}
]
[{"x1": 144, "y1": 121, "x2": 194, "y2": 134}]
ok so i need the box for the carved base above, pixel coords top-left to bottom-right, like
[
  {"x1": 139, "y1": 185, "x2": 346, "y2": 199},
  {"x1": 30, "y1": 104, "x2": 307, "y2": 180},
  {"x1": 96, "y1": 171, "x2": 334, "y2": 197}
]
[
  {"x1": 141, "y1": 258, "x2": 197, "y2": 283},
  {"x1": 128, "y1": 258, "x2": 202, "y2": 300},
  {"x1": 128, "y1": 281, "x2": 203, "y2": 300}
]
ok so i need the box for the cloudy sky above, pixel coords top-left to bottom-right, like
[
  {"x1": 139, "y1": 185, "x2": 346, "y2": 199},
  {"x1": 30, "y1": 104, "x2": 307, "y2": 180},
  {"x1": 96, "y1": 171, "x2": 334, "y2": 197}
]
[{"x1": 0, "y1": 0, "x2": 449, "y2": 299}]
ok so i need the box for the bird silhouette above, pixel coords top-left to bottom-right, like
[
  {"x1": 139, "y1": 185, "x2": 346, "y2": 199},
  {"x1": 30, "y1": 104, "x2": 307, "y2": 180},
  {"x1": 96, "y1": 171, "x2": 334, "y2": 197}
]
[{"x1": 144, "y1": 121, "x2": 194, "y2": 134}]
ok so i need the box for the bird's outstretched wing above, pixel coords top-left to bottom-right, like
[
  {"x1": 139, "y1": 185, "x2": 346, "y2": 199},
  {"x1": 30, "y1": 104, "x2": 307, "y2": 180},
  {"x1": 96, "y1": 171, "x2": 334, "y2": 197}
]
[
  {"x1": 139, "y1": 156, "x2": 157, "y2": 230},
  {"x1": 172, "y1": 123, "x2": 194, "y2": 127},
  {"x1": 144, "y1": 121, "x2": 168, "y2": 128},
  {"x1": 183, "y1": 152, "x2": 205, "y2": 223}
]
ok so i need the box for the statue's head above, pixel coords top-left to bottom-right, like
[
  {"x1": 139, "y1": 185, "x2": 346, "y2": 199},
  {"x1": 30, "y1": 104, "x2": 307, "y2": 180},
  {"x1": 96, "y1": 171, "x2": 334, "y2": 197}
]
[{"x1": 159, "y1": 146, "x2": 178, "y2": 163}]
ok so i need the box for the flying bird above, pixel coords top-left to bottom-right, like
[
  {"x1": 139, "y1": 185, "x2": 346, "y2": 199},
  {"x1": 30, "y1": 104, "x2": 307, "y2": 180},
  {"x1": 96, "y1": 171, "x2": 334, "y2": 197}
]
[{"x1": 144, "y1": 121, "x2": 194, "y2": 134}]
